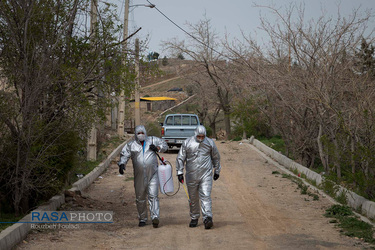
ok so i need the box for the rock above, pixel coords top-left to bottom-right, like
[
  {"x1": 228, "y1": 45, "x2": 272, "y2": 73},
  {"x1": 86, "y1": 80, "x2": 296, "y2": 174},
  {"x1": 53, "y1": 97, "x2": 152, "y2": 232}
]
[
  {"x1": 65, "y1": 196, "x2": 74, "y2": 202},
  {"x1": 74, "y1": 189, "x2": 82, "y2": 196},
  {"x1": 64, "y1": 190, "x2": 75, "y2": 197},
  {"x1": 65, "y1": 189, "x2": 82, "y2": 197},
  {"x1": 216, "y1": 129, "x2": 226, "y2": 140}
]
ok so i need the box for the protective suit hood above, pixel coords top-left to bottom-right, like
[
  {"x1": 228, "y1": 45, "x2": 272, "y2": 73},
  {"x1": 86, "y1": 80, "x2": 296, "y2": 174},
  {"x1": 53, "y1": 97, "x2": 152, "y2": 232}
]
[
  {"x1": 135, "y1": 125, "x2": 147, "y2": 142},
  {"x1": 194, "y1": 125, "x2": 206, "y2": 142}
]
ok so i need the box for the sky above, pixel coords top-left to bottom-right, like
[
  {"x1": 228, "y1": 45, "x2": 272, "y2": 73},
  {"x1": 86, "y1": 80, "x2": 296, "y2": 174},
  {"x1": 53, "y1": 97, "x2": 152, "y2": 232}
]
[{"x1": 107, "y1": 0, "x2": 375, "y2": 57}]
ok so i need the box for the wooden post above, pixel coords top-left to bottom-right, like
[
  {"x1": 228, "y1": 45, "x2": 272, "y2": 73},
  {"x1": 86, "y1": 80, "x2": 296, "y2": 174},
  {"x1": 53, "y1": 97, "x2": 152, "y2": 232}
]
[
  {"x1": 135, "y1": 38, "x2": 141, "y2": 126},
  {"x1": 117, "y1": 0, "x2": 129, "y2": 136},
  {"x1": 87, "y1": 0, "x2": 98, "y2": 161}
]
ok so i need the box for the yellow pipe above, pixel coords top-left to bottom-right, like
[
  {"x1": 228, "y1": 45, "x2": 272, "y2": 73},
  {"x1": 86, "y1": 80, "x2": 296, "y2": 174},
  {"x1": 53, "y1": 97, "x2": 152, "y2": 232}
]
[{"x1": 182, "y1": 183, "x2": 190, "y2": 201}]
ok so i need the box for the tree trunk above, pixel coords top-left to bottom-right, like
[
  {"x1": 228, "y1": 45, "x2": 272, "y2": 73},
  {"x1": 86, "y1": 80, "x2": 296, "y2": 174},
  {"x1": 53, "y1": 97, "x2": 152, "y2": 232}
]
[
  {"x1": 219, "y1": 88, "x2": 231, "y2": 139},
  {"x1": 210, "y1": 122, "x2": 216, "y2": 139},
  {"x1": 242, "y1": 128, "x2": 247, "y2": 140},
  {"x1": 351, "y1": 136, "x2": 356, "y2": 185},
  {"x1": 317, "y1": 124, "x2": 329, "y2": 172},
  {"x1": 364, "y1": 161, "x2": 369, "y2": 179},
  {"x1": 14, "y1": 137, "x2": 22, "y2": 216},
  {"x1": 224, "y1": 110, "x2": 231, "y2": 140},
  {"x1": 309, "y1": 156, "x2": 315, "y2": 169},
  {"x1": 332, "y1": 137, "x2": 341, "y2": 179}
]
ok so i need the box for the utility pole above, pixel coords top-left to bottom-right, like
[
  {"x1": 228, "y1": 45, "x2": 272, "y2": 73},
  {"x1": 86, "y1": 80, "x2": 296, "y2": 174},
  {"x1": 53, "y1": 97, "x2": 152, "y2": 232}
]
[
  {"x1": 87, "y1": 0, "x2": 98, "y2": 161},
  {"x1": 117, "y1": 0, "x2": 129, "y2": 136},
  {"x1": 134, "y1": 38, "x2": 141, "y2": 126},
  {"x1": 288, "y1": 32, "x2": 291, "y2": 72}
]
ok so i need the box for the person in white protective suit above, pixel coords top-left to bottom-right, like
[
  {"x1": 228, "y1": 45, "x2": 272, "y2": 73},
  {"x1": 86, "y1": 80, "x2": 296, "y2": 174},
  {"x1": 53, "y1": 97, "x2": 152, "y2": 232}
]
[
  {"x1": 176, "y1": 125, "x2": 222, "y2": 229},
  {"x1": 118, "y1": 125, "x2": 168, "y2": 228}
]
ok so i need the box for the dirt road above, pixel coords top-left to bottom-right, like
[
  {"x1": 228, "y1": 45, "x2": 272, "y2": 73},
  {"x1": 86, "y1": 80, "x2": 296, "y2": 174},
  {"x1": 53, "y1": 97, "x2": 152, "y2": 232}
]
[{"x1": 17, "y1": 141, "x2": 370, "y2": 249}]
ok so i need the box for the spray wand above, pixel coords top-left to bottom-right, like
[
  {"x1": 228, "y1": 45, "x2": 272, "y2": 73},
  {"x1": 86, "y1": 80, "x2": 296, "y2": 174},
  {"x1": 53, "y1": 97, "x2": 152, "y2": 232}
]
[{"x1": 180, "y1": 179, "x2": 191, "y2": 206}]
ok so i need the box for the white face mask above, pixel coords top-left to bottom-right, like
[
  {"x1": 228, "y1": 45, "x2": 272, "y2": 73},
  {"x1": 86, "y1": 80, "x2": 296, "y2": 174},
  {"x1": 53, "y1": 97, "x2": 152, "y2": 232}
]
[
  {"x1": 137, "y1": 134, "x2": 146, "y2": 141},
  {"x1": 196, "y1": 135, "x2": 205, "y2": 143}
]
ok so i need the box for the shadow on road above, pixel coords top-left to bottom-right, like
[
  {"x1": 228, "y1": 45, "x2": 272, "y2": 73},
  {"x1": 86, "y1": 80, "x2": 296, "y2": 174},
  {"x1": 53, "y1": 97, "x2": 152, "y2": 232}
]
[{"x1": 165, "y1": 147, "x2": 180, "y2": 154}]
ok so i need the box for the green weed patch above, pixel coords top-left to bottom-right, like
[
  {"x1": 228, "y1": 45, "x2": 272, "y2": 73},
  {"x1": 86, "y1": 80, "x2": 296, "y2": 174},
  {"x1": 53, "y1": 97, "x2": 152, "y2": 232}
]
[
  {"x1": 325, "y1": 204, "x2": 375, "y2": 243},
  {"x1": 281, "y1": 173, "x2": 319, "y2": 200}
]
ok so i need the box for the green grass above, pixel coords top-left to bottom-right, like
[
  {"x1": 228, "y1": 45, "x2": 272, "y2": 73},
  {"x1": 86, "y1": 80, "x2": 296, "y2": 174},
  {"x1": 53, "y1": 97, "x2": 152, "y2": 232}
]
[
  {"x1": 100, "y1": 135, "x2": 122, "y2": 154},
  {"x1": 70, "y1": 135, "x2": 123, "y2": 184},
  {"x1": 282, "y1": 173, "x2": 319, "y2": 200},
  {"x1": 325, "y1": 204, "x2": 353, "y2": 217},
  {"x1": 232, "y1": 136, "x2": 242, "y2": 141},
  {"x1": 336, "y1": 190, "x2": 348, "y2": 205},
  {"x1": 125, "y1": 177, "x2": 134, "y2": 181},
  {"x1": 325, "y1": 204, "x2": 375, "y2": 243},
  {"x1": 0, "y1": 213, "x2": 23, "y2": 232},
  {"x1": 259, "y1": 136, "x2": 285, "y2": 154},
  {"x1": 339, "y1": 217, "x2": 374, "y2": 240},
  {"x1": 319, "y1": 179, "x2": 351, "y2": 205},
  {"x1": 68, "y1": 158, "x2": 102, "y2": 185},
  {"x1": 291, "y1": 168, "x2": 299, "y2": 176}
]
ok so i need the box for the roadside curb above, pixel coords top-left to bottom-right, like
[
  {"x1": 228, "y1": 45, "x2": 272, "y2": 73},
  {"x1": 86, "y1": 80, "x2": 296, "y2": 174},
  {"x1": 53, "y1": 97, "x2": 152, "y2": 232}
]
[
  {"x1": 71, "y1": 141, "x2": 127, "y2": 191},
  {"x1": 246, "y1": 136, "x2": 375, "y2": 226},
  {"x1": 0, "y1": 140, "x2": 128, "y2": 250}
]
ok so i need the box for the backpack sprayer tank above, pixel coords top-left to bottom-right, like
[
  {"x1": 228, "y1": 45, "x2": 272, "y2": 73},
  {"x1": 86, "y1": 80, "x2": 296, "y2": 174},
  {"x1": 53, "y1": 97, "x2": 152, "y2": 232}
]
[{"x1": 158, "y1": 157, "x2": 174, "y2": 194}]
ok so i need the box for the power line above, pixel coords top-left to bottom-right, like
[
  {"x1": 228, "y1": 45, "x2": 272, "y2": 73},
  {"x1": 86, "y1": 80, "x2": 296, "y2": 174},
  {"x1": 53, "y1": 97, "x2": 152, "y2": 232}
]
[
  {"x1": 145, "y1": 0, "x2": 261, "y2": 76},
  {"x1": 145, "y1": 0, "x2": 223, "y2": 57}
]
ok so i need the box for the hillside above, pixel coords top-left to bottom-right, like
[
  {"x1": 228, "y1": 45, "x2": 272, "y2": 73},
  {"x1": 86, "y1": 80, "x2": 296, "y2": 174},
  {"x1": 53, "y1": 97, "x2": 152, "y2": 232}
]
[{"x1": 132, "y1": 60, "x2": 200, "y2": 135}]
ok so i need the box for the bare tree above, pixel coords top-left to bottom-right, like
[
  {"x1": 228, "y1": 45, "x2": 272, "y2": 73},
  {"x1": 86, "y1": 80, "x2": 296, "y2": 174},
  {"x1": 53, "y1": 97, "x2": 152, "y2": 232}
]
[
  {"x1": 163, "y1": 16, "x2": 235, "y2": 138},
  {"x1": 229, "y1": 3, "x2": 375, "y2": 192},
  {"x1": 185, "y1": 73, "x2": 223, "y2": 137}
]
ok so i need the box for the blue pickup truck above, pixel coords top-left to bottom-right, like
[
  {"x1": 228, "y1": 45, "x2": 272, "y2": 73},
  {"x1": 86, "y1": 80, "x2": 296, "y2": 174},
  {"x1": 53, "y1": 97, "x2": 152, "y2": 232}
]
[{"x1": 160, "y1": 114, "x2": 200, "y2": 148}]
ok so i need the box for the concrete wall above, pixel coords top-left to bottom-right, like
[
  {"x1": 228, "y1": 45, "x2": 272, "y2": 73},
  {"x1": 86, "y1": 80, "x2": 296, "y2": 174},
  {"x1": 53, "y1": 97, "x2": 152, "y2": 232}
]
[
  {"x1": 0, "y1": 140, "x2": 127, "y2": 250},
  {"x1": 249, "y1": 136, "x2": 375, "y2": 221}
]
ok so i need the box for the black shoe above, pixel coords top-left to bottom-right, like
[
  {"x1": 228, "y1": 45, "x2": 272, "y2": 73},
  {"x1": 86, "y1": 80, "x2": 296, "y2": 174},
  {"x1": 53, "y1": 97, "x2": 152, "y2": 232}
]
[
  {"x1": 152, "y1": 218, "x2": 159, "y2": 228},
  {"x1": 138, "y1": 221, "x2": 146, "y2": 227},
  {"x1": 204, "y1": 217, "x2": 213, "y2": 229},
  {"x1": 189, "y1": 219, "x2": 198, "y2": 228}
]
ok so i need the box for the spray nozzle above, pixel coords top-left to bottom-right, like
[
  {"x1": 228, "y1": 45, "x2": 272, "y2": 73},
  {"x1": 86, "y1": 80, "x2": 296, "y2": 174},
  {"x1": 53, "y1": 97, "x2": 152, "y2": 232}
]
[{"x1": 161, "y1": 157, "x2": 166, "y2": 165}]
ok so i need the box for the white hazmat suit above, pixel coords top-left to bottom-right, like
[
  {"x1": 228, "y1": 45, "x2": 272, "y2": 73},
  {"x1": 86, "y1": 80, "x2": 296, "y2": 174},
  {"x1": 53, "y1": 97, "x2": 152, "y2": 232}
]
[
  {"x1": 176, "y1": 125, "x2": 221, "y2": 229},
  {"x1": 118, "y1": 125, "x2": 168, "y2": 226}
]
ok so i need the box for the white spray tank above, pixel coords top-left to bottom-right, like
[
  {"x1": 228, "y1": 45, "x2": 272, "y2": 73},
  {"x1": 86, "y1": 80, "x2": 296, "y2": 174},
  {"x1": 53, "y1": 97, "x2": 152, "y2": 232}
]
[{"x1": 158, "y1": 157, "x2": 174, "y2": 194}]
